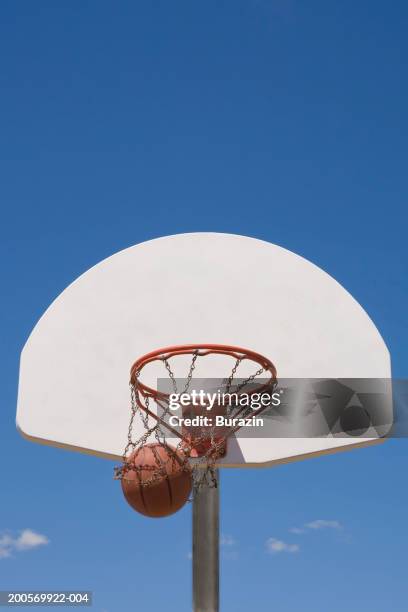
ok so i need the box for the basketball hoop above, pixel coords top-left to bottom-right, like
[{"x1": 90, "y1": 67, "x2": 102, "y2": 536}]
[{"x1": 115, "y1": 344, "x2": 277, "y2": 492}]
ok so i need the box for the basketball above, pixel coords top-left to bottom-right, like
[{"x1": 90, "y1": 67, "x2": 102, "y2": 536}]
[{"x1": 121, "y1": 443, "x2": 192, "y2": 518}]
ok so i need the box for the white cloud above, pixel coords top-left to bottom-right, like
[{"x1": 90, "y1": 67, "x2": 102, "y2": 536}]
[
  {"x1": 15, "y1": 530, "x2": 49, "y2": 551},
  {"x1": 289, "y1": 527, "x2": 305, "y2": 535},
  {"x1": 0, "y1": 530, "x2": 49, "y2": 559},
  {"x1": 289, "y1": 520, "x2": 342, "y2": 535},
  {"x1": 305, "y1": 520, "x2": 342, "y2": 531},
  {"x1": 220, "y1": 534, "x2": 236, "y2": 547},
  {"x1": 0, "y1": 535, "x2": 13, "y2": 559},
  {"x1": 266, "y1": 538, "x2": 299, "y2": 554}
]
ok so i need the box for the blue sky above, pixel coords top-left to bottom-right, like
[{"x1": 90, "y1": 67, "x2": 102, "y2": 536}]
[{"x1": 0, "y1": 1, "x2": 407, "y2": 610}]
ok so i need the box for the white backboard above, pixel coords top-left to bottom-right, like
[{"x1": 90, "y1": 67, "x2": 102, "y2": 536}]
[{"x1": 16, "y1": 233, "x2": 392, "y2": 466}]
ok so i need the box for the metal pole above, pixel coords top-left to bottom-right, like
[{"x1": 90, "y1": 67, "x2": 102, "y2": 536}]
[{"x1": 192, "y1": 470, "x2": 219, "y2": 612}]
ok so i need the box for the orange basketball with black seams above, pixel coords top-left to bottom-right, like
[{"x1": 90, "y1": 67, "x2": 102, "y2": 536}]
[{"x1": 121, "y1": 443, "x2": 192, "y2": 518}]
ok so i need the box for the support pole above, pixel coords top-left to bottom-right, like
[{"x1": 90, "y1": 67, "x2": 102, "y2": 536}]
[{"x1": 192, "y1": 470, "x2": 219, "y2": 612}]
